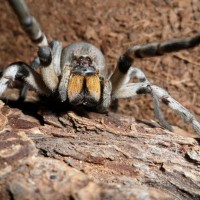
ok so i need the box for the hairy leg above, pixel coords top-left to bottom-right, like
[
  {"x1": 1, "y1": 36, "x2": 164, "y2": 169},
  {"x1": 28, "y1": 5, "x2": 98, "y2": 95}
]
[
  {"x1": 19, "y1": 57, "x2": 40, "y2": 100},
  {"x1": 0, "y1": 62, "x2": 50, "y2": 96},
  {"x1": 152, "y1": 85, "x2": 200, "y2": 134},
  {"x1": 112, "y1": 78, "x2": 200, "y2": 134},
  {"x1": 110, "y1": 34, "x2": 200, "y2": 133},
  {"x1": 111, "y1": 33, "x2": 200, "y2": 88},
  {"x1": 8, "y1": 0, "x2": 63, "y2": 91},
  {"x1": 8, "y1": 0, "x2": 48, "y2": 46},
  {"x1": 38, "y1": 40, "x2": 62, "y2": 91},
  {"x1": 111, "y1": 66, "x2": 172, "y2": 131}
]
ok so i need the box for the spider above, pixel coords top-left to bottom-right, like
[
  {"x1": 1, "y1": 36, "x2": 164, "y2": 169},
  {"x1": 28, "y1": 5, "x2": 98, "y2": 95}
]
[{"x1": 0, "y1": 0, "x2": 200, "y2": 135}]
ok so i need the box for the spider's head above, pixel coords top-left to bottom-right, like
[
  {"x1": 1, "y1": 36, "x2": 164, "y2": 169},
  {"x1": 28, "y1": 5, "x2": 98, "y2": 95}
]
[
  {"x1": 72, "y1": 55, "x2": 96, "y2": 76},
  {"x1": 67, "y1": 55, "x2": 101, "y2": 107}
]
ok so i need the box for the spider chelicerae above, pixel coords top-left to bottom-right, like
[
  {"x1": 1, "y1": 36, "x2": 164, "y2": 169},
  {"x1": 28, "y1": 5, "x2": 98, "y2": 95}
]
[{"x1": 0, "y1": 0, "x2": 200, "y2": 135}]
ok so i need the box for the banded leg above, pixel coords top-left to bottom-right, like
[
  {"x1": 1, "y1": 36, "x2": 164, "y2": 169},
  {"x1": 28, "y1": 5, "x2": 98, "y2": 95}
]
[
  {"x1": 152, "y1": 86, "x2": 200, "y2": 135},
  {"x1": 8, "y1": 0, "x2": 62, "y2": 91},
  {"x1": 111, "y1": 74, "x2": 200, "y2": 134},
  {"x1": 20, "y1": 40, "x2": 63, "y2": 99},
  {"x1": 8, "y1": 0, "x2": 48, "y2": 46},
  {"x1": 19, "y1": 57, "x2": 41, "y2": 100},
  {"x1": 38, "y1": 40, "x2": 62, "y2": 91},
  {"x1": 111, "y1": 33, "x2": 200, "y2": 87},
  {"x1": 0, "y1": 62, "x2": 50, "y2": 96},
  {"x1": 111, "y1": 66, "x2": 172, "y2": 131}
]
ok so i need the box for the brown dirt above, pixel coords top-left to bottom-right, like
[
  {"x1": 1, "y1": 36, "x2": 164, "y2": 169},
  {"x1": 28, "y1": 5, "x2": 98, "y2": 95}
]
[{"x1": 0, "y1": 0, "x2": 200, "y2": 133}]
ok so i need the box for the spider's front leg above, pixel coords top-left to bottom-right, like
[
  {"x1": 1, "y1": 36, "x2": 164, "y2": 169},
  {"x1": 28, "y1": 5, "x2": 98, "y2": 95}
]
[
  {"x1": 111, "y1": 33, "x2": 200, "y2": 89},
  {"x1": 37, "y1": 40, "x2": 62, "y2": 91},
  {"x1": 111, "y1": 33, "x2": 200, "y2": 134},
  {"x1": 8, "y1": 0, "x2": 62, "y2": 92},
  {"x1": 8, "y1": 0, "x2": 48, "y2": 46}
]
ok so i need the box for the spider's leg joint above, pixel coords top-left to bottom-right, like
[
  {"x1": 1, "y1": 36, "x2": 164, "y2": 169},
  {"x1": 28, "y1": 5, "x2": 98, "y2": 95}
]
[
  {"x1": 38, "y1": 46, "x2": 52, "y2": 66},
  {"x1": 136, "y1": 84, "x2": 152, "y2": 95},
  {"x1": 118, "y1": 54, "x2": 133, "y2": 74},
  {"x1": 136, "y1": 87, "x2": 150, "y2": 95},
  {"x1": 161, "y1": 96, "x2": 170, "y2": 105}
]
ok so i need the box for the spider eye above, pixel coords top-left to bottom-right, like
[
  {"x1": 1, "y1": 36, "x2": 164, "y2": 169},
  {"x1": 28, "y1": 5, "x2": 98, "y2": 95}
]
[
  {"x1": 77, "y1": 56, "x2": 92, "y2": 66},
  {"x1": 86, "y1": 56, "x2": 92, "y2": 64},
  {"x1": 86, "y1": 56, "x2": 91, "y2": 61},
  {"x1": 79, "y1": 56, "x2": 84, "y2": 61}
]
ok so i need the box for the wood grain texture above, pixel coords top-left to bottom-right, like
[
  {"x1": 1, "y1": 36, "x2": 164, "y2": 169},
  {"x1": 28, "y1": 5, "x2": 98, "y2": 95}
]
[{"x1": 0, "y1": 100, "x2": 199, "y2": 200}]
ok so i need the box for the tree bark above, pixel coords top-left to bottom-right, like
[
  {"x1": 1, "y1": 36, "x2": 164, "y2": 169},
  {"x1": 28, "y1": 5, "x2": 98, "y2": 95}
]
[{"x1": 0, "y1": 99, "x2": 200, "y2": 200}]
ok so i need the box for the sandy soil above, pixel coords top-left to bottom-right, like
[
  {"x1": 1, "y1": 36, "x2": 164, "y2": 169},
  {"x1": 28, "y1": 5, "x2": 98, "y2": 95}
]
[{"x1": 0, "y1": 0, "x2": 199, "y2": 133}]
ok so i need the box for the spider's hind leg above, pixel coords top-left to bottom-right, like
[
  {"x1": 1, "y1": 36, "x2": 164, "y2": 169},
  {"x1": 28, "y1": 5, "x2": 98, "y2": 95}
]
[
  {"x1": 111, "y1": 65, "x2": 200, "y2": 134},
  {"x1": 151, "y1": 85, "x2": 200, "y2": 134},
  {"x1": 110, "y1": 33, "x2": 200, "y2": 134},
  {"x1": 111, "y1": 66, "x2": 172, "y2": 131}
]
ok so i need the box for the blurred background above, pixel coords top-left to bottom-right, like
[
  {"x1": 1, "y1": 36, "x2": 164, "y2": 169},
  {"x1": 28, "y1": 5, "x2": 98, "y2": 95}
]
[{"x1": 0, "y1": 0, "x2": 199, "y2": 133}]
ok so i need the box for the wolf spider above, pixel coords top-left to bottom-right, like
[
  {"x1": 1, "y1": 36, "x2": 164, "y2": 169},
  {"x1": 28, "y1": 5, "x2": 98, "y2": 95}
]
[{"x1": 0, "y1": 0, "x2": 200, "y2": 134}]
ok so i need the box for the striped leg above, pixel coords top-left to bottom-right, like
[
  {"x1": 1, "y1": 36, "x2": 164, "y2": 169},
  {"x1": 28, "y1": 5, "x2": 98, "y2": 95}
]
[
  {"x1": 110, "y1": 33, "x2": 200, "y2": 133},
  {"x1": 111, "y1": 33, "x2": 200, "y2": 88},
  {"x1": 0, "y1": 62, "x2": 50, "y2": 96},
  {"x1": 8, "y1": 0, "x2": 48, "y2": 46},
  {"x1": 19, "y1": 57, "x2": 41, "y2": 101},
  {"x1": 111, "y1": 65, "x2": 200, "y2": 134},
  {"x1": 111, "y1": 66, "x2": 172, "y2": 131},
  {"x1": 19, "y1": 39, "x2": 63, "y2": 100},
  {"x1": 38, "y1": 40, "x2": 62, "y2": 91},
  {"x1": 152, "y1": 86, "x2": 200, "y2": 135},
  {"x1": 8, "y1": 0, "x2": 62, "y2": 91}
]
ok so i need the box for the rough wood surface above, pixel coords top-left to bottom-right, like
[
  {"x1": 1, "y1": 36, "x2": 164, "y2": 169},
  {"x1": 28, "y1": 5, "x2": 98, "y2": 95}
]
[
  {"x1": 0, "y1": 100, "x2": 200, "y2": 200},
  {"x1": 1, "y1": 0, "x2": 200, "y2": 134}
]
